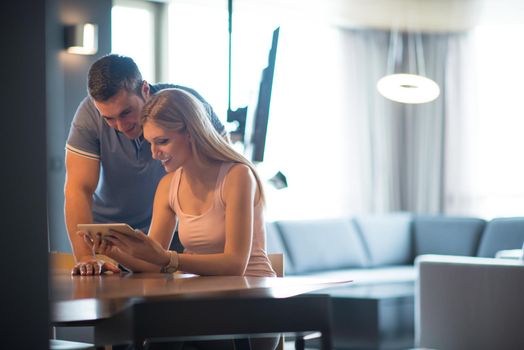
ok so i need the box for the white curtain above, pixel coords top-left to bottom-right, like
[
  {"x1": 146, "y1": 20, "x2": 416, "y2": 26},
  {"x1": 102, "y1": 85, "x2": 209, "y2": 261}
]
[
  {"x1": 340, "y1": 27, "x2": 524, "y2": 218},
  {"x1": 402, "y1": 34, "x2": 449, "y2": 213},
  {"x1": 339, "y1": 29, "x2": 457, "y2": 214},
  {"x1": 338, "y1": 29, "x2": 393, "y2": 213},
  {"x1": 443, "y1": 33, "x2": 479, "y2": 216}
]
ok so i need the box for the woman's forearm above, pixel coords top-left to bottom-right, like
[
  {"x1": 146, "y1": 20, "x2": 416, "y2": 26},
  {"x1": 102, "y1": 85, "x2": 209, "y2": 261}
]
[
  {"x1": 110, "y1": 249, "x2": 164, "y2": 272},
  {"x1": 178, "y1": 252, "x2": 248, "y2": 276}
]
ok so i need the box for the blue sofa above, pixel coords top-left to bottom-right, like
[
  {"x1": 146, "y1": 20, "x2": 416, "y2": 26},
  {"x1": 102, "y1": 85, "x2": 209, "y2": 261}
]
[{"x1": 265, "y1": 213, "x2": 524, "y2": 349}]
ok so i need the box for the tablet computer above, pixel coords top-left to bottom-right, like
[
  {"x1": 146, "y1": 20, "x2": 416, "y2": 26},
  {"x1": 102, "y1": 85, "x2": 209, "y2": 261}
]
[{"x1": 77, "y1": 223, "x2": 136, "y2": 239}]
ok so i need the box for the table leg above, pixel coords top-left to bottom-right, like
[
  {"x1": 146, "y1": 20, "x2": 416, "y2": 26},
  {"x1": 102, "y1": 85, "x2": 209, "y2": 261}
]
[
  {"x1": 233, "y1": 338, "x2": 251, "y2": 350},
  {"x1": 133, "y1": 339, "x2": 145, "y2": 350},
  {"x1": 294, "y1": 336, "x2": 305, "y2": 350},
  {"x1": 320, "y1": 330, "x2": 332, "y2": 350}
]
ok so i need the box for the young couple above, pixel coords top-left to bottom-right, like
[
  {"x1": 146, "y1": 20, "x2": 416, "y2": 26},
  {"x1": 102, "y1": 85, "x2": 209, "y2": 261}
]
[
  {"x1": 83, "y1": 87, "x2": 275, "y2": 278},
  {"x1": 66, "y1": 54, "x2": 275, "y2": 278}
]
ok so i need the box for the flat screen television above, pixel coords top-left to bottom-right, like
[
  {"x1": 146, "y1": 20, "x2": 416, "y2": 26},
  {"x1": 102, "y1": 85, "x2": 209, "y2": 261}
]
[{"x1": 244, "y1": 27, "x2": 280, "y2": 163}]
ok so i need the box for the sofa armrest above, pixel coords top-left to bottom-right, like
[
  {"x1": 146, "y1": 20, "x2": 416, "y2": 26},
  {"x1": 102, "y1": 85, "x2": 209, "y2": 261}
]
[{"x1": 415, "y1": 255, "x2": 524, "y2": 350}]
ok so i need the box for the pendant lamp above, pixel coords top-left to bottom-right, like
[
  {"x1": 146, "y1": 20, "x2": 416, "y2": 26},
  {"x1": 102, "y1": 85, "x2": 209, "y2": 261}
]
[{"x1": 377, "y1": 30, "x2": 440, "y2": 104}]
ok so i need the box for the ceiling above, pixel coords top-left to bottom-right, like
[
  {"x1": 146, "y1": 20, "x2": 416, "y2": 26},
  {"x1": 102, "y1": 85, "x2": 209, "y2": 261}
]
[{"x1": 236, "y1": 0, "x2": 524, "y2": 32}]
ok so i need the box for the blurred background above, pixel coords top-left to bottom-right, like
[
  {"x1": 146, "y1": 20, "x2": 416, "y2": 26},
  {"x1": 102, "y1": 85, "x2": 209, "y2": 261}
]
[{"x1": 46, "y1": 0, "x2": 524, "y2": 251}]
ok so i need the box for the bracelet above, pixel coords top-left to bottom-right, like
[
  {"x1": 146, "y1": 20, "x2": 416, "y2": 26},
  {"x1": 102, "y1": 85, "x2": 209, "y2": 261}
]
[{"x1": 160, "y1": 251, "x2": 179, "y2": 273}]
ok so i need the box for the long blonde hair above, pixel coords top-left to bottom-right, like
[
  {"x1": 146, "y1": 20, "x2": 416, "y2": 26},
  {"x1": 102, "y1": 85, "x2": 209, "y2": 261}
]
[{"x1": 141, "y1": 88, "x2": 265, "y2": 205}]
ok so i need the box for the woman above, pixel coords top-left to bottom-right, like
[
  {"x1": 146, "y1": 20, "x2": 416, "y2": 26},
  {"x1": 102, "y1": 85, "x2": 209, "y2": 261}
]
[{"x1": 83, "y1": 88, "x2": 275, "y2": 278}]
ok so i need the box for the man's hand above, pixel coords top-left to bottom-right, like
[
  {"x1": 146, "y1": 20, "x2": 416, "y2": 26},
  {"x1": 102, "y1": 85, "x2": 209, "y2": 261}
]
[
  {"x1": 71, "y1": 257, "x2": 120, "y2": 276},
  {"x1": 73, "y1": 231, "x2": 121, "y2": 275}
]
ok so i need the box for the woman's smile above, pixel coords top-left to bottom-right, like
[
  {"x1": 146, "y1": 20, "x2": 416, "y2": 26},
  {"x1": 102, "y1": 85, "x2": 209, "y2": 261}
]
[
  {"x1": 157, "y1": 153, "x2": 173, "y2": 166},
  {"x1": 161, "y1": 157, "x2": 172, "y2": 166}
]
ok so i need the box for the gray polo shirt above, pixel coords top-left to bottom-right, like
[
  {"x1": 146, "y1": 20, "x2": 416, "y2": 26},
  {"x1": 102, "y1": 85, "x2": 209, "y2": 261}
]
[{"x1": 66, "y1": 84, "x2": 224, "y2": 232}]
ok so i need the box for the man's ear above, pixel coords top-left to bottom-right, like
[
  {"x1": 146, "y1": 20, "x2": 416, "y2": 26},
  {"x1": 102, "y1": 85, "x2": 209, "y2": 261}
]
[{"x1": 141, "y1": 80, "x2": 150, "y2": 100}]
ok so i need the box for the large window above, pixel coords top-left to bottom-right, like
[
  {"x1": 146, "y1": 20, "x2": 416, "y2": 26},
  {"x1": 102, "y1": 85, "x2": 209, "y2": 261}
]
[
  {"x1": 112, "y1": 0, "x2": 157, "y2": 82},
  {"x1": 167, "y1": 1, "x2": 278, "y2": 124},
  {"x1": 456, "y1": 25, "x2": 524, "y2": 218},
  {"x1": 167, "y1": 1, "x2": 358, "y2": 220}
]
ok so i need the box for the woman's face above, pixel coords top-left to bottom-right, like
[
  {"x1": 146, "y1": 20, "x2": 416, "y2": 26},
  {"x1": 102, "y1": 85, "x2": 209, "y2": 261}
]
[{"x1": 143, "y1": 121, "x2": 192, "y2": 172}]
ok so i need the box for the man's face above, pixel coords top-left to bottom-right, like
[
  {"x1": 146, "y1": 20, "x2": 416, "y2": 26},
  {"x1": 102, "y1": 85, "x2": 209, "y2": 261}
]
[{"x1": 93, "y1": 88, "x2": 147, "y2": 140}]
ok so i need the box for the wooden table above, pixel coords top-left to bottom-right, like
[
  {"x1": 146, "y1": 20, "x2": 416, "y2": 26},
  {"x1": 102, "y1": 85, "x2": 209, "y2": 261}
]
[{"x1": 51, "y1": 270, "x2": 351, "y2": 349}]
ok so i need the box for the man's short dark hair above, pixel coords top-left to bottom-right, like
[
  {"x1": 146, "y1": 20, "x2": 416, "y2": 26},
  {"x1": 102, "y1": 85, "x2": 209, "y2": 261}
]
[{"x1": 87, "y1": 54, "x2": 143, "y2": 101}]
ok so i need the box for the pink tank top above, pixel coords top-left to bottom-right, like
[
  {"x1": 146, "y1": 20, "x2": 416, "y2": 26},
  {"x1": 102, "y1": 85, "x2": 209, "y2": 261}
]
[{"x1": 168, "y1": 162, "x2": 276, "y2": 277}]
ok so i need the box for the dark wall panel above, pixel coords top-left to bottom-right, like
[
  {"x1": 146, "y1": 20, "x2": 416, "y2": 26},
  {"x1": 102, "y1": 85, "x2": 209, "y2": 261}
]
[{"x1": 0, "y1": 1, "x2": 49, "y2": 348}]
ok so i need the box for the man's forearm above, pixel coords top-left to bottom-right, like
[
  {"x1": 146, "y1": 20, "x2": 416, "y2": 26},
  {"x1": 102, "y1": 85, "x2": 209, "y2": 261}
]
[{"x1": 64, "y1": 190, "x2": 95, "y2": 262}]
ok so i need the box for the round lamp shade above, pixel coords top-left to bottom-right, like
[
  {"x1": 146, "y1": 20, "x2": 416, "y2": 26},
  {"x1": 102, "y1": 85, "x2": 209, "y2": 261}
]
[{"x1": 377, "y1": 73, "x2": 440, "y2": 104}]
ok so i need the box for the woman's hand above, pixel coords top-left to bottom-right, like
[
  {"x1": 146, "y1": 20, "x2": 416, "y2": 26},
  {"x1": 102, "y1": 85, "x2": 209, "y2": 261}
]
[
  {"x1": 79, "y1": 230, "x2": 119, "y2": 257},
  {"x1": 104, "y1": 229, "x2": 171, "y2": 267}
]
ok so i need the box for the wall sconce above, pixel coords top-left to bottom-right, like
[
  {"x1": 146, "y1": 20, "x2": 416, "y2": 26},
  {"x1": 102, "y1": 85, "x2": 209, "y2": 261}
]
[
  {"x1": 377, "y1": 30, "x2": 440, "y2": 104},
  {"x1": 64, "y1": 23, "x2": 98, "y2": 55}
]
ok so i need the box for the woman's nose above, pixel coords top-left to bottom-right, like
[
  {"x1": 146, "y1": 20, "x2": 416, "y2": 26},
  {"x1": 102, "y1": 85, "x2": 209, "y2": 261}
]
[{"x1": 151, "y1": 145, "x2": 159, "y2": 159}]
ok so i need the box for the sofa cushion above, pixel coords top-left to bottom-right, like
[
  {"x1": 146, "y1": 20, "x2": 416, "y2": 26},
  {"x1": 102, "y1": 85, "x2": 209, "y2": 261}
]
[
  {"x1": 266, "y1": 222, "x2": 285, "y2": 253},
  {"x1": 275, "y1": 218, "x2": 368, "y2": 274},
  {"x1": 477, "y1": 217, "x2": 524, "y2": 257},
  {"x1": 413, "y1": 216, "x2": 485, "y2": 257},
  {"x1": 353, "y1": 213, "x2": 413, "y2": 267}
]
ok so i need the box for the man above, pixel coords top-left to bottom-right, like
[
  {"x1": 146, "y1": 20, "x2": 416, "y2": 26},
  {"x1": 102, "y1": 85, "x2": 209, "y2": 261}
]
[{"x1": 65, "y1": 54, "x2": 225, "y2": 275}]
